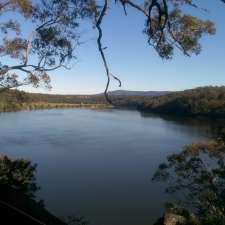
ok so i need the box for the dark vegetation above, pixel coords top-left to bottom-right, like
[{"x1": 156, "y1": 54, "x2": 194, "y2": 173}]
[
  {"x1": 105, "y1": 86, "x2": 225, "y2": 118},
  {"x1": 137, "y1": 86, "x2": 225, "y2": 117},
  {"x1": 0, "y1": 155, "x2": 89, "y2": 225},
  {"x1": 0, "y1": 89, "x2": 110, "y2": 111},
  {"x1": 152, "y1": 127, "x2": 225, "y2": 225},
  {"x1": 1, "y1": 86, "x2": 225, "y2": 118},
  {"x1": 0, "y1": 155, "x2": 66, "y2": 225},
  {"x1": 1, "y1": 1, "x2": 225, "y2": 225}
]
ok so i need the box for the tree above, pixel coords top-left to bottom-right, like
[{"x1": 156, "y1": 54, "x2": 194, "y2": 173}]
[
  {"x1": 0, "y1": 0, "x2": 224, "y2": 102},
  {"x1": 0, "y1": 0, "x2": 96, "y2": 91},
  {"x1": 0, "y1": 155, "x2": 76, "y2": 225},
  {"x1": 152, "y1": 137, "x2": 225, "y2": 224},
  {"x1": 0, "y1": 155, "x2": 38, "y2": 198}
]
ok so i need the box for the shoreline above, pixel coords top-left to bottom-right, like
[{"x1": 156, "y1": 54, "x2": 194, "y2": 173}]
[
  {"x1": 1, "y1": 102, "x2": 225, "y2": 120},
  {"x1": 0, "y1": 102, "x2": 113, "y2": 113}
]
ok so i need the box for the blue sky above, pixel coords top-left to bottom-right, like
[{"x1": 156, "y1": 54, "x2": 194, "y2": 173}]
[{"x1": 23, "y1": 0, "x2": 225, "y2": 94}]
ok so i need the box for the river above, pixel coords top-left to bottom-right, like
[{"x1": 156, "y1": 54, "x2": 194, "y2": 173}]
[{"x1": 0, "y1": 108, "x2": 220, "y2": 225}]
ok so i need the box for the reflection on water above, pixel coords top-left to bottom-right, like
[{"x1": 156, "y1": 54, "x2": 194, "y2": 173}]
[{"x1": 0, "y1": 109, "x2": 224, "y2": 225}]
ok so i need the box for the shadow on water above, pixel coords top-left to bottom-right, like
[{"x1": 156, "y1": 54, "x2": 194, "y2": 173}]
[
  {"x1": 141, "y1": 111, "x2": 225, "y2": 138},
  {"x1": 140, "y1": 111, "x2": 225, "y2": 128}
]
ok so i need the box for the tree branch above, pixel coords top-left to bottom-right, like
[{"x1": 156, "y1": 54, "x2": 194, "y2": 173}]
[{"x1": 96, "y1": 0, "x2": 121, "y2": 105}]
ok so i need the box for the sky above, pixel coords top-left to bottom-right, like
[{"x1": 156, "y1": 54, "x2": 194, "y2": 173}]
[{"x1": 20, "y1": 1, "x2": 225, "y2": 94}]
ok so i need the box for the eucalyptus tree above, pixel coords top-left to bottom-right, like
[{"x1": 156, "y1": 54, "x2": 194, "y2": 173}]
[
  {"x1": 153, "y1": 137, "x2": 225, "y2": 224},
  {"x1": 0, "y1": 0, "x2": 224, "y2": 102},
  {"x1": 0, "y1": 0, "x2": 96, "y2": 91},
  {"x1": 96, "y1": 0, "x2": 218, "y2": 102}
]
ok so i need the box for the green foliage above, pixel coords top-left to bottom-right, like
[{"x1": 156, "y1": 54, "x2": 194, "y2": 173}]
[
  {"x1": 112, "y1": 86, "x2": 225, "y2": 117},
  {"x1": 0, "y1": 89, "x2": 110, "y2": 112},
  {"x1": 0, "y1": 154, "x2": 88, "y2": 224},
  {"x1": 0, "y1": 155, "x2": 38, "y2": 198},
  {"x1": 0, "y1": 0, "x2": 96, "y2": 90},
  {"x1": 1, "y1": 87, "x2": 225, "y2": 117},
  {"x1": 0, "y1": 0, "x2": 224, "y2": 93},
  {"x1": 153, "y1": 139, "x2": 225, "y2": 224},
  {"x1": 140, "y1": 86, "x2": 225, "y2": 117},
  {"x1": 0, "y1": 154, "x2": 68, "y2": 224},
  {"x1": 143, "y1": 0, "x2": 216, "y2": 59}
]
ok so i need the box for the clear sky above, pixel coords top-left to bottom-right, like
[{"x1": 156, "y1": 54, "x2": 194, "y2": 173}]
[{"x1": 23, "y1": 0, "x2": 225, "y2": 94}]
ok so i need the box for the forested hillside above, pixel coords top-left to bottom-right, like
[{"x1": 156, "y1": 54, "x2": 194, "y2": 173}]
[
  {"x1": 137, "y1": 86, "x2": 225, "y2": 117},
  {"x1": 0, "y1": 86, "x2": 225, "y2": 117}
]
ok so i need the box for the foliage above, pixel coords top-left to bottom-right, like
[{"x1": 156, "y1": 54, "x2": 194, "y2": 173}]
[
  {"x1": 0, "y1": 0, "x2": 96, "y2": 90},
  {"x1": 0, "y1": 155, "x2": 38, "y2": 198},
  {"x1": 111, "y1": 86, "x2": 225, "y2": 117},
  {"x1": 142, "y1": 0, "x2": 216, "y2": 59},
  {"x1": 93, "y1": 0, "x2": 219, "y2": 102},
  {"x1": 0, "y1": 0, "x2": 224, "y2": 98},
  {"x1": 152, "y1": 138, "x2": 225, "y2": 224},
  {"x1": 0, "y1": 89, "x2": 110, "y2": 111},
  {"x1": 0, "y1": 154, "x2": 88, "y2": 224},
  {"x1": 1, "y1": 86, "x2": 225, "y2": 117},
  {"x1": 139, "y1": 86, "x2": 225, "y2": 116},
  {"x1": 108, "y1": 0, "x2": 218, "y2": 59},
  {"x1": 0, "y1": 154, "x2": 70, "y2": 224}
]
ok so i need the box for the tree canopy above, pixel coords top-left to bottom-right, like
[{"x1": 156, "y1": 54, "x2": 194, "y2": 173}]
[
  {"x1": 0, "y1": 0, "x2": 96, "y2": 90},
  {"x1": 152, "y1": 127, "x2": 225, "y2": 224},
  {"x1": 0, "y1": 0, "x2": 224, "y2": 101},
  {"x1": 153, "y1": 141, "x2": 225, "y2": 224}
]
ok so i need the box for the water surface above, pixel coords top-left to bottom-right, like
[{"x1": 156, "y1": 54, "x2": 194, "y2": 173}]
[{"x1": 0, "y1": 109, "x2": 218, "y2": 225}]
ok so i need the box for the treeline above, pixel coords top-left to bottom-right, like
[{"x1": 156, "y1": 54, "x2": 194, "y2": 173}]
[
  {"x1": 116, "y1": 86, "x2": 225, "y2": 117},
  {"x1": 0, "y1": 90, "x2": 110, "y2": 112},
  {"x1": 0, "y1": 86, "x2": 225, "y2": 117}
]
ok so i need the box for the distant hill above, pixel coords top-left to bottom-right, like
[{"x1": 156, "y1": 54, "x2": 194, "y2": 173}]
[
  {"x1": 138, "y1": 86, "x2": 225, "y2": 117},
  {"x1": 104, "y1": 90, "x2": 171, "y2": 96},
  {"x1": 1, "y1": 86, "x2": 225, "y2": 117}
]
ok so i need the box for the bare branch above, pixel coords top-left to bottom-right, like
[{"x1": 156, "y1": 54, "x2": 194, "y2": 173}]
[{"x1": 96, "y1": 0, "x2": 113, "y2": 104}]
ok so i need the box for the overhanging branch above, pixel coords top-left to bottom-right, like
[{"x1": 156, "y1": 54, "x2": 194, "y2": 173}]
[{"x1": 96, "y1": 0, "x2": 121, "y2": 105}]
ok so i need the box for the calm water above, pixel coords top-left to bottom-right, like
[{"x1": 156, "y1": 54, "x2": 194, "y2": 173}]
[{"x1": 0, "y1": 109, "x2": 218, "y2": 225}]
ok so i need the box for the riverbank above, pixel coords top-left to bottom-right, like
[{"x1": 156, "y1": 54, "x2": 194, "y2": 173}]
[
  {"x1": 0, "y1": 102, "x2": 113, "y2": 112},
  {"x1": 1, "y1": 86, "x2": 225, "y2": 117}
]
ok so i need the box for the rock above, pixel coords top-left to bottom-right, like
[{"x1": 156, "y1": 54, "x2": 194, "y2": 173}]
[{"x1": 164, "y1": 212, "x2": 187, "y2": 225}]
